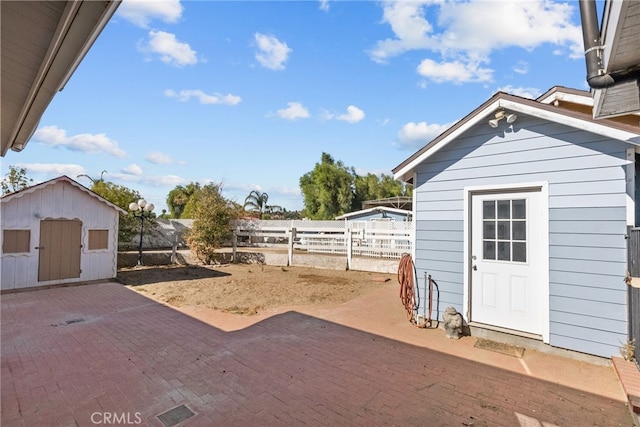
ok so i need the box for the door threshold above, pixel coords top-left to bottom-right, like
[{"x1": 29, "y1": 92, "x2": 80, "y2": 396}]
[{"x1": 469, "y1": 322, "x2": 542, "y2": 341}]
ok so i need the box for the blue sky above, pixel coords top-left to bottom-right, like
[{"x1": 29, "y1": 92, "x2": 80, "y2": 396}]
[{"x1": 1, "y1": 0, "x2": 596, "y2": 214}]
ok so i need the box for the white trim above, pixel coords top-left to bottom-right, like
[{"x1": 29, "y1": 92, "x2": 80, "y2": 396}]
[
  {"x1": 628, "y1": 147, "x2": 637, "y2": 226},
  {"x1": 537, "y1": 91, "x2": 594, "y2": 107},
  {"x1": 411, "y1": 173, "x2": 417, "y2": 262},
  {"x1": 463, "y1": 181, "x2": 550, "y2": 343}
]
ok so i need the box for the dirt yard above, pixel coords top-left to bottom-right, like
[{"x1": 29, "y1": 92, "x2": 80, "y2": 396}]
[{"x1": 118, "y1": 264, "x2": 395, "y2": 315}]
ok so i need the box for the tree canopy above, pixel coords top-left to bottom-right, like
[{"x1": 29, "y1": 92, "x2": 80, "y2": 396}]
[
  {"x1": 1, "y1": 166, "x2": 33, "y2": 195},
  {"x1": 299, "y1": 153, "x2": 355, "y2": 219},
  {"x1": 185, "y1": 183, "x2": 240, "y2": 264},
  {"x1": 299, "y1": 152, "x2": 411, "y2": 220},
  {"x1": 166, "y1": 182, "x2": 201, "y2": 218}
]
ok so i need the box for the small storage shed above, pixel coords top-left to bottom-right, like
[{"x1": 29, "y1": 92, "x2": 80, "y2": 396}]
[
  {"x1": 393, "y1": 87, "x2": 640, "y2": 358},
  {"x1": 1, "y1": 175, "x2": 125, "y2": 292},
  {"x1": 336, "y1": 206, "x2": 412, "y2": 222}
]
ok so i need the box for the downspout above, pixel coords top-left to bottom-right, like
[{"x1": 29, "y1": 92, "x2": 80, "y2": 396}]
[
  {"x1": 579, "y1": 0, "x2": 640, "y2": 89},
  {"x1": 579, "y1": 0, "x2": 615, "y2": 89}
]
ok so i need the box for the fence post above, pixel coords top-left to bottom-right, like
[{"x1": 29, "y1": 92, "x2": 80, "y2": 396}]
[
  {"x1": 171, "y1": 232, "x2": 177, "y2": 264},
  {"x1": 232, "y1": 230, "x2": 237, "y2": 263},
  {"x1": 346, "y1": 228, "x2": 352, "y2": 270},
  {"x1": 288, "y1": 227, "x2": 296, "y2": 266}
]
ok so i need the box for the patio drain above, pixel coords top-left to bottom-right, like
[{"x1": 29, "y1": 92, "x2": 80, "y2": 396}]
[
  {"x1": 474, "y1": 338, "x2": 525, "y2": 358},
  {"x1": 157, "y1": 404, "x2": 195, "y2": 427}
]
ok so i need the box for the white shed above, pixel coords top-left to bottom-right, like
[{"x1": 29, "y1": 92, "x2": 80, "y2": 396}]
[{"x1": 1, "y1": 175, "x2": 125, "y2": 292}]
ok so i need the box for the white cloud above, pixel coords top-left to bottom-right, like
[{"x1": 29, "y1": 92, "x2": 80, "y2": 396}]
[
  {"x1": 122, "y1": 164, "x2": 143, "y2": 176},
  {"x1": 118, "y1": 0, "x2": 183, "y2": 28},
  {"x1": 319, "y1": 0, "x2": 330, "y2": 12},
  {"x1": 417, "y1": 58, "x2": 493, "y2": 84},
  {"x1": 141, "y1": 31, "x2": 197, "y2": 67},
  {"x1": 396, "y1": 121, "x2": 454, "y2": 150},
  {"x1": 33, "y1": 126, "x2": 126, "y2": 157},
  {"x1": 436, "y1": 1, "x2": 582, "y2": 56},
  {"x1": 254, "y1": 33, "x2": 291, "y2": 70},
  {"x1": 369, "y1": 0, "x2": 583, "y2": 83},
  {"x1": 513, "y1": 61, "x2": 529, "y2": 75},
  {"x1": 276, "y1": 102, "x2": 310, "y2": 120},
  {"x1": 164, "y1": 89, "x2": 241, "y2": 105},
  {"x1": 368, "y1": 1, "x2": 434, "y2": 64},
  {"x1": 337, "y1": 105, "x2": 365, "y2": 123},
  {"x1": 109, "y1": 172, "x2": 187, "y2": 187},
  {"x1": 146, "y1": 151, "x2": 177, "y2": 165},
  {"x1": 17, "y1": 163, "x2": 87, "y2": 179},
  {"x1": 496, "y1": 85, "x2": 542, "y2": 100}
]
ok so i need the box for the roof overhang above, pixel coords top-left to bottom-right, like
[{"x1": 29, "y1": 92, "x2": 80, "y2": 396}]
[
  {"x1": 393, "y1": 91, "x2": 640, "y2": 184},
  {"x1": 592, "y1": 0, "x2": 640, "y2": 119},
  {"x1": 1, "y1": 1, "x2": 121, "y2": 157}
]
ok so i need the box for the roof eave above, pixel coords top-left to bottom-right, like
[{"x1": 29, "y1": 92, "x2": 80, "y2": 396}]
[{"x1": 2, "y1": 0, "x2": 121, "y2": 156}]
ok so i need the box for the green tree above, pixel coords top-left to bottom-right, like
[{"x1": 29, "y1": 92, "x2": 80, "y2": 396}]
[
  {"x1": 185, "y1": 183, "x2": 239, "y2": 264},
  {"x1": 243, "y1": 190, "x2": 282, "y2": 219},
  {"x1": 166, "y1": 182, "x2": 201, "y2": 218},
  {"x1": 299, "y1": 152, "x2": 355, "y2": 219},
  {"x1": 1, "y1": 165, "x2": 33, "y2": 195},
  {"x1": 90, "y1": 180, "x2": 155, "y2": 244},
  {"x1": 353, "y1": 173, "x2": 411, "y2": 210}
]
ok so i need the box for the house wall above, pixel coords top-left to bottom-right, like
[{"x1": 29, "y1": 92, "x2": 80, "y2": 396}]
[
  {"x1": 1, "y1": 181, "x2": 120, "y2": 291},
  {"x1": 413, "y1": 115, "x2": 630, "y2": 358}
]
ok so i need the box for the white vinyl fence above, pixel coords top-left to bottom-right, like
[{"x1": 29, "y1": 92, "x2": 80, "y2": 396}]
[{"x1": 233, "y1": 219, "x2": 413, "y2": 267}]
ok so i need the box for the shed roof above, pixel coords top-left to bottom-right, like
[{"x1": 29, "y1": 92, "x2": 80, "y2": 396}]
[
  {"x1": 393, "y1": 87, "x2": 640, "y2": 184},
  {"x1": 336, "y1": 206, "x2": 411, "y2": 220},
  {"x1": 1, "y1": 175, "x2": 126, "y2": 214}
]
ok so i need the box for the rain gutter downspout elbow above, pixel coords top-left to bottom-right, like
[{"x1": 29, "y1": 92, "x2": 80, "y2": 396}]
[{"x1": 579, "y1": 0, "x2": 616, "y2": 89}]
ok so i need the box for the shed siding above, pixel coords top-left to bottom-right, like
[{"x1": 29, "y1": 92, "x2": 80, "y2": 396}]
[
  {"x1": 413, "y1": 115, "x2": 629, "y2": 357},
  {"x1": 1, "y1": 181, "x2": 120, "y2": 291}
]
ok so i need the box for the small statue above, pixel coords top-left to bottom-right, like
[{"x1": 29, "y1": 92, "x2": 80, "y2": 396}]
[{"x1": 443, "y1": 306, "x2": 463, "y2": 339}]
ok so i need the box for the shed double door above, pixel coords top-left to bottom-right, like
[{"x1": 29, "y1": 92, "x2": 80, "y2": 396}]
[{"x1": 38, "y1": 219, "x2": 82, "y2": 282}]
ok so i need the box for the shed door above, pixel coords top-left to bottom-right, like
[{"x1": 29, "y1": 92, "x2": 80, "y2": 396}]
[
  {"x1": 38, "y1": 219, "x2": 82, "y2": 282},
  {"x1": 470, "y1": 190, "x2": 543, "y2": 335}
]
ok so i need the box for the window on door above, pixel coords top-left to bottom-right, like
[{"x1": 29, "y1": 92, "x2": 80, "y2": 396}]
[{"x1": 482, "y1": 199, "x2": 527, "y2": 262}]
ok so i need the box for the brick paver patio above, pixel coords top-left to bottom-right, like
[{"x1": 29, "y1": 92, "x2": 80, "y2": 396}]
[{"x1": 1, "y1": 282, "x2": 634, "y2": 426}]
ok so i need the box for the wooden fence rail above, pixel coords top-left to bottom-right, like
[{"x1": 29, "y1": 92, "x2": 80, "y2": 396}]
[{"x1": 232, "y1": 219, "x2": 413, "y2": 268}]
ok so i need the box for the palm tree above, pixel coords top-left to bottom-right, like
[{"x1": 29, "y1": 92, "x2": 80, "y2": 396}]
[
  {"x1": 243, "y1": 190, "x2": 282, "y2": 219},
  {"x1": 243, "y1": 190, "x2": 269, "y2": 219}
]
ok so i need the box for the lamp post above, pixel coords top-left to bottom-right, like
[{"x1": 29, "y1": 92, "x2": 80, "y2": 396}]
[{"x1": 129, "y1": 198, "x2": 155, "y2": 266}]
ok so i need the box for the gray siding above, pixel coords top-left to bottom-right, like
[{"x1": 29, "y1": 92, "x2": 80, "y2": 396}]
[{"x1": 413, "y1": 115, "x2": 629, "y2": 358}]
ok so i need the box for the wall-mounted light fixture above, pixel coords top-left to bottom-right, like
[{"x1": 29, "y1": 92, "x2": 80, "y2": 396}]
[{"x1": 488, "y1": 110, "x2": 518, "y2": 128}]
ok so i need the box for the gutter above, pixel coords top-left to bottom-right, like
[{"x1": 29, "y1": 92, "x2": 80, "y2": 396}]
[{"x1": 578, "y1": 0, "x2": 640, "y2": 89}]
